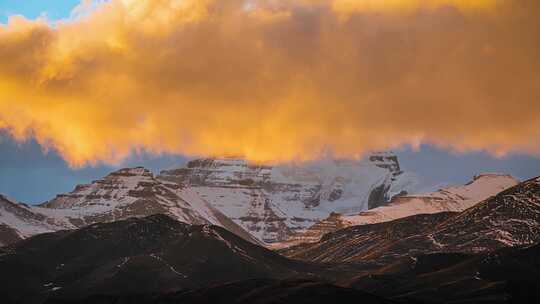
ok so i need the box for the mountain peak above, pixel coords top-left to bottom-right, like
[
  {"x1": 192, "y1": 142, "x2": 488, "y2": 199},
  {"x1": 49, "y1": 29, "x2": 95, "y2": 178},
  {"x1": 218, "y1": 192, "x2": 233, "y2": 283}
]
[
  {"x1": 0, "y1": 194, "x2": 23, "y2": 207},
  {"x1": 159, "y1": 153, "x2": 417, "y2": 243},
  {"x1": 40, "y1": 166, "x2": 159, "y2": 210},
  {"x1": 368, "y1": 151, "x2": 402, "y2": 174},
  {"x1": 108, "y1": 166, "x2": 154, "y2": 178}
]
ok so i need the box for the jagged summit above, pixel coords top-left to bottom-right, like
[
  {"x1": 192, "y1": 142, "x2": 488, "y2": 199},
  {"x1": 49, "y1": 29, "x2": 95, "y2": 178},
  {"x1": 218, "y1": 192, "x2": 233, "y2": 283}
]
[
  {"x1": 368, "y1": 151, "x2": 402, "y2": 174},
  {"x1": 113, "y1": 166, "x2": 153, "y2": 175}
]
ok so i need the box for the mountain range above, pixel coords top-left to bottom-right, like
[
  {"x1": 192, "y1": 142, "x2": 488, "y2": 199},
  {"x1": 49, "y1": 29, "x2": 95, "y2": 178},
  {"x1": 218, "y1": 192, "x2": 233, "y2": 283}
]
[
  {"x1": 0, "y1": 154, "x2": 525, "y2": 251},
  {"x1": 0, "y1": 163, "x2": 539, "y2": 303},
  {"x1": 159, "y1": 152, "x2": 418, "y2": 243},
  {"x1": 1, "y1": 153, "x2": 421, "y2": 246},
  {"x1": 0, "y1": 176, "x2": 538, "y2": 303}
]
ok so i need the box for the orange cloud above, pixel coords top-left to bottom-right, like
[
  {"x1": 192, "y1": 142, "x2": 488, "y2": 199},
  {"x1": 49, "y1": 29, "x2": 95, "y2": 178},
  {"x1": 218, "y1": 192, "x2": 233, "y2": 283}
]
[
  {"x1": 329, "y1": 0, "x2": 497, "y2": 13},
  {"x1": 0, "y1": 0, "x2": 539, "y2": 167}
]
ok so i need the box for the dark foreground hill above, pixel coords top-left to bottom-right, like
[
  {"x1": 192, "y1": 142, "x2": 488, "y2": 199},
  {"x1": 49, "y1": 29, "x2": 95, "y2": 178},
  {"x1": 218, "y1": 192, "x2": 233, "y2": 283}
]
[
  {"x1": 0, "y1": 214, "x2": 331, "y2": 304},
  {"x1": 36, "y1": 245, "x2": 540, "y2": 304},
  {"x1": 348, "y1": 244, "x2": 540, "y2": 304},
  {"x1": 45, "y1": 279, "x2": 396, "y2": 304}
]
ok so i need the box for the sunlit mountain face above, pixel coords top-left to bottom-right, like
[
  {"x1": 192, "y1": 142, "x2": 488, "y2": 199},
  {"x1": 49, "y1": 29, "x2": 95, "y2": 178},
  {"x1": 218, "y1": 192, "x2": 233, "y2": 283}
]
[{"x1": 1, "y1": 1, "x2": 540, "y2": 304}]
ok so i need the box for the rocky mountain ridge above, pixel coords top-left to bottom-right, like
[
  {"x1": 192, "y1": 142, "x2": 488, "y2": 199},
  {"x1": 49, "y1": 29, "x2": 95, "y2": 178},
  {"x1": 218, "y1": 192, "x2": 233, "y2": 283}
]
[
  {"x1": 159, "y1": 152, "x2": 418, "y2": 243},
  {"x1": 280, "y1": 173, "x2": 518, "y2": 246},
  {"x1": 282, "y1": 176, "x2": 540, "y2": 263},
  {"x1": 0, "y1": 168, "x2": 257, "y2": 246}
]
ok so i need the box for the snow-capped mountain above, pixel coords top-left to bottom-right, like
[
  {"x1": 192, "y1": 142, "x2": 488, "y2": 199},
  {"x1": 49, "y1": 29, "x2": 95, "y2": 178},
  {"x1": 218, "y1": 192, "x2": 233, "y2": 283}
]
[
  {"x1": 282, "y1": 176, "x2": 540, "y2": 263},
  {"x1": 0, "y1": 168, "x2": 257, "y2": 246},
  {"x1": 158, "y1": 152, "x2": 418, "y2": 243},
  {"x1": 283, "y1": 173, "x2": 518, "y2": 246},
  {"x1": 1, "y1": 157, "x2": 521, "y2": 248},
  {"x1": 344, "y1": 173, "x2": 519, "y2": 226}
]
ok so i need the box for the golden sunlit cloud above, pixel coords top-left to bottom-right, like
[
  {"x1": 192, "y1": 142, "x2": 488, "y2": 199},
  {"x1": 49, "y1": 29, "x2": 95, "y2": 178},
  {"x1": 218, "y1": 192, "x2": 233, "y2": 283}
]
[
  {"x1": 329, "y1": 0, "x2": 497, "y2": 14},
  {"x1": 0, "y1": 0, "x2": 539, "y2": 167}
]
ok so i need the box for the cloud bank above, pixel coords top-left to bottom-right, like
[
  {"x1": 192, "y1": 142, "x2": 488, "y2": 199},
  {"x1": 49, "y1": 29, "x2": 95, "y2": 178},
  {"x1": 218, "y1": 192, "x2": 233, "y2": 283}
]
[{"x1": 1, "y1": 0, "x2": 539, "y2": 166}]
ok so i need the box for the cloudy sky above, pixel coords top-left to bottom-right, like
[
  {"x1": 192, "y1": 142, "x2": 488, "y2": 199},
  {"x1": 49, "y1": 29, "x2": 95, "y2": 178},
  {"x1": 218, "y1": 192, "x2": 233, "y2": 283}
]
[{"x1": 1, "y1": 1, "x2": 539, "y2": 203}]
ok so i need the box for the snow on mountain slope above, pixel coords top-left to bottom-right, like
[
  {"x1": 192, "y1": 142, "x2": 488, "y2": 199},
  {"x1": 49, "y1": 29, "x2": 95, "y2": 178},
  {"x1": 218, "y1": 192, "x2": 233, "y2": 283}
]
[
  {"x1": 159, "y1": 152, "x2": 418, "y2": 243},
  {"x1": 0, "y1": 195, "x2": 58, "y2": 241},
  {"x1": 429, "y1": 175, "x2": 540, "y2": 252},
  {"x1": 282, "y1": 176, "x2": 540, "y2": 263},
  {"x1": 39, "y1": 167, "x2": 216, "y2": 226},
  {"x1": 279, "y1": 173, "x2": 518, "y2": 247},
  {"x1": 0, "y1": 168, "x2": 258, "y2": 246},
  {"x1": 343, "y1": 173, "x2": 518, "y2": 226}
]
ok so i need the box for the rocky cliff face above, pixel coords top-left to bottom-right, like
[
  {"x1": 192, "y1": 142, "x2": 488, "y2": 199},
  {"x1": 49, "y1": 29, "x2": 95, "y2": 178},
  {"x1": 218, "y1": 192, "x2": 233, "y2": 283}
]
[
  {"x1": 0, "y1": 168, "x2": 258, "y2": 246},
  {"x1": 282, "y1": 173, "x2": 518, "y2": 246},
  {"x1": 159, "y1": 152, "x2": 417, "y2": 243},
  {"x1": 40, "y1": 167, "x2": 213, "y2": 227}
]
